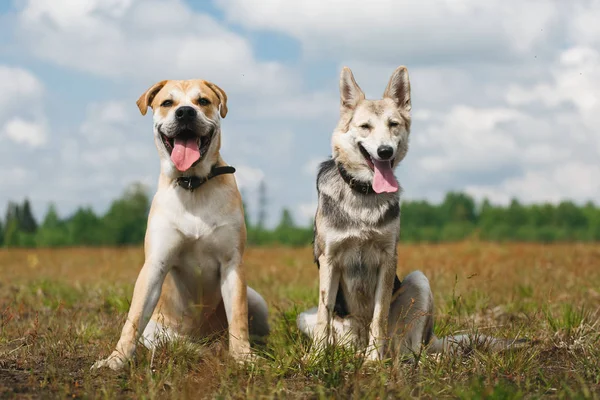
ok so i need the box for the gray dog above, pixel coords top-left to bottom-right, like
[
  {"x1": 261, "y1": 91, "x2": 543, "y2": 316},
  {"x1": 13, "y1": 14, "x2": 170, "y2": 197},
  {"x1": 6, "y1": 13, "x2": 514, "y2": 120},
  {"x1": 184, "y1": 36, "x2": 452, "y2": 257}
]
[{"x1": 297, "y1": 66, "x2": 523, "y2": 361}]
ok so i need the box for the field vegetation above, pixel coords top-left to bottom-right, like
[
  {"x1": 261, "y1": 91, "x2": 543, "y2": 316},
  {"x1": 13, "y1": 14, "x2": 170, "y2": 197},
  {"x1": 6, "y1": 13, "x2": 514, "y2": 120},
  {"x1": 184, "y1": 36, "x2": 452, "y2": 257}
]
[{"x1": 1, "y1": 243, "x2": 599, "y2": 398}]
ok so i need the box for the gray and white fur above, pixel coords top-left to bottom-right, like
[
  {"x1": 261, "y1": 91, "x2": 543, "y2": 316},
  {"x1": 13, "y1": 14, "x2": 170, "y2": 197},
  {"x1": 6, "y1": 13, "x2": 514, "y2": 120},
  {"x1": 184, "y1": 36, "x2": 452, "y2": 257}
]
[{"x1": 297, "y1": 66, "x2": 525, "y2": 361}]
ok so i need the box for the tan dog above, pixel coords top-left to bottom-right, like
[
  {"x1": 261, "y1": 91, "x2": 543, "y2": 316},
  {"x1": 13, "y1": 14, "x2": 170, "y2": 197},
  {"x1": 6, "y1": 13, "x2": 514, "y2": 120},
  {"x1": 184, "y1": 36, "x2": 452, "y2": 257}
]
[{"x1": 92, "y1": 79, "x2": 269, "y2": 371}]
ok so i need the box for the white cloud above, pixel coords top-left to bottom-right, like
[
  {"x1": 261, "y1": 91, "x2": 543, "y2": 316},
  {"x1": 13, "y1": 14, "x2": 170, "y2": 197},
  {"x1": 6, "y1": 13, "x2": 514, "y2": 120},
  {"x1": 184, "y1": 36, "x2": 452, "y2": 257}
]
[
  {"x1": 567, "y1": 1, "x2": 600, "y2": 47},
  {"x1": 15, "y1": 0, "x2": 295, "y2": 95},
  {"x1": 0, "y1": 66, "x2": 47, "y2": 149},
  {"x1": 506, "y1": 46, "x2": 600, "y2": 131},
  {"x1": 0, "y1": 167, "x2": 31, "y2": 186},
  {"x1": 3, "y1": 118, "x2": 47, "y2": 147},
  {"x1": 76, "y1": 99, "x2": 157, "y2": 173},
  {"x1": 454, "y1": 45, "x2": 600, "y2": 205},
  {"x1": 234, "y1": 165, "x2": 265, "y2": 191},
  {"x1": 303, "y1": 157, "x2": 323, "y2": 177},
  {"x1": 466, "y1": 162, "x2": 600, "y2": 206},
  {"x1": 414, "y1": 106, "x2": 522, "y2": 175},
  {"x1": 3, "y1": 0, "x2": 600, "y2": 224},
  {"x1": 297, "y1": 201, "x2": 317, "y2": 224},
  {"x1": 80, "y1": 100, "x2": 139, "y2": 144},
  {"x1": 399, "y1": 43, "x2": 600, "y2": 206},
  {"x1": 217, "y1": 0, "x2": 560, "y2": 64},
  {"x1": 0, "y1": 65, "x2": 44, "y2": 116},
  {"x1": 237, "y1": 91, "x2": 338, "y2": 120}
]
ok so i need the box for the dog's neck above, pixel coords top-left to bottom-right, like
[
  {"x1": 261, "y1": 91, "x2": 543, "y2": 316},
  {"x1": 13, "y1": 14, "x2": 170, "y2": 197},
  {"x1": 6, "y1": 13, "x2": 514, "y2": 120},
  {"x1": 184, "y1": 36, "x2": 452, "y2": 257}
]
[
  {"x1": 175, "y1": 163, "x2": 236, "y2": 192},
  {"x1": 335, "y1": 161, "x2": 376, "y2": 195}
]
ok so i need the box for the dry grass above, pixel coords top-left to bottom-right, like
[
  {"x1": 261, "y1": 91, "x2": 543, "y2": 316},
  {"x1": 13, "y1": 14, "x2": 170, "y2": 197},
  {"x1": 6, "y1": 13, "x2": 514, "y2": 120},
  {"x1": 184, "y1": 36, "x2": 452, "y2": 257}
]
[{"x1": 1, "y1": 242, "x2": 599, "y2": 399}]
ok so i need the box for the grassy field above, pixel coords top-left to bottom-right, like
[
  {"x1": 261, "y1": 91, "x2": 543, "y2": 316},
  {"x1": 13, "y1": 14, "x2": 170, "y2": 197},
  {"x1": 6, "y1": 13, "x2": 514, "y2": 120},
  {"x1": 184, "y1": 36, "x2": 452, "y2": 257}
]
[{"x1": 1, "y1": 243, "x2": 599, "y2": 399}]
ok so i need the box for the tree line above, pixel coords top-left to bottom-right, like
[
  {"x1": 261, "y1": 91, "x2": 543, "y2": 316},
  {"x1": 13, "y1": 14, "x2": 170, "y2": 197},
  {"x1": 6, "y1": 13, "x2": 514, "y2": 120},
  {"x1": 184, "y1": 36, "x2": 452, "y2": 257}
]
[{"x1": 1, "y1": 183, "x2": 599, "y2": 248}]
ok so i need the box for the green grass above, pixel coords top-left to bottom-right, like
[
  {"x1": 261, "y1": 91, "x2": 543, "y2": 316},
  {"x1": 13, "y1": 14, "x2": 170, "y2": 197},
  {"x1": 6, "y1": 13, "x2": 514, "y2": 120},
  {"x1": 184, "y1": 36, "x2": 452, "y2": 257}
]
[{"x1": 1, "y1": 244, "x2": 599, "y2": 398}]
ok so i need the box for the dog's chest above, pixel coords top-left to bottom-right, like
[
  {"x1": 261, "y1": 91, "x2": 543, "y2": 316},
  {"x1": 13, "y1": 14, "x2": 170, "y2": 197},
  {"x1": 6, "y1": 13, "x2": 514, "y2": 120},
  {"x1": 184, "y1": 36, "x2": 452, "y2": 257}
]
[
  {"x1": 174, "y1": 206, "x2": 239, "y2": 272},
  {"x1": 159, "y1": 187, "x2": 238, "y2": 241},
  {"x1": 174, "y1": 208, "x2": 220, "y2": 240},
  {"x1": 153, "y1": 187, "x2": 242, "y2": 304},
  {"x1": 315, "y1": 177, "x2": 400, "y2": 321}
]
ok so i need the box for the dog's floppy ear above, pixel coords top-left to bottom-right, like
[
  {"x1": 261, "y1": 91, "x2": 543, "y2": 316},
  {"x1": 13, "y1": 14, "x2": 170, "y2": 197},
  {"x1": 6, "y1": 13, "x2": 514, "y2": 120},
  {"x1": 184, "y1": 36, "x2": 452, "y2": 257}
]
[
  {"x1": 205, "y1": 81, "x2": 228, "y2": 118},
  {"x1": 383, "y1": 66, "x2": 411, "y2": 112},
  {"x1": 339, "y1": 66, "x2": 365, "y2": 111},
  {"x1": 136, "y1": 80, "x2": 168, "y2": 116}
]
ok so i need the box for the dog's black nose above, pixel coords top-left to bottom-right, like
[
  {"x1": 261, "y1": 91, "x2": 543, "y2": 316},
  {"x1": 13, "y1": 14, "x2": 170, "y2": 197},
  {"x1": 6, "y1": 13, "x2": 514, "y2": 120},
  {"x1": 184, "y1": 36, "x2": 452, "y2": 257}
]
[
  {"x1": 377, "y1": 145, "x2": 394, "y2": 160},
  {"x1": 175, "y1": 106, "x2": 197, "y2": 122}
]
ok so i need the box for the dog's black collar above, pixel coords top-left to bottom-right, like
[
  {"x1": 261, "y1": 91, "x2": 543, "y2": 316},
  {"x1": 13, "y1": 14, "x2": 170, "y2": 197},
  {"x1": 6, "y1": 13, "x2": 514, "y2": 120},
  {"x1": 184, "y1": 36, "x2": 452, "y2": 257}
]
[
  {"x1": 336, "y1": 162, "x2": 375, "y2": 195},
  {"x1": 176, "y1": 164, "x2": 236, "y2": 192}
]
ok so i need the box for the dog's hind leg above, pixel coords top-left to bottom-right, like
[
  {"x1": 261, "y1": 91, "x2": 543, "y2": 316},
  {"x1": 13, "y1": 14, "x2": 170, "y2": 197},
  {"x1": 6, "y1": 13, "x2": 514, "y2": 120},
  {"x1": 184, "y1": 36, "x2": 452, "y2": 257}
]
[
  {"x1": 247, "y1": 286, "x2": 270, "y2": 340},
  {"x1": 387, "y1": 271, "x2": 528, "y2": 356},
  {"x1": 140, "y1": 317, "x2": 180, "y2": 350},
  {"x1": 297, "y1": 307, "x2": 318, "y2": 338},
  {"x1": 199, "y1": 286, "x2": 270, "y2": 343},
  {"x1": 297, "y1": 307, "x2": 355, "y2": 343},
  {"x1": 388, "y1": 270, "x2": 435, "y2": 358},
  {"x1": 427, "y1": 331, "x2": 529, "y2": 354}
]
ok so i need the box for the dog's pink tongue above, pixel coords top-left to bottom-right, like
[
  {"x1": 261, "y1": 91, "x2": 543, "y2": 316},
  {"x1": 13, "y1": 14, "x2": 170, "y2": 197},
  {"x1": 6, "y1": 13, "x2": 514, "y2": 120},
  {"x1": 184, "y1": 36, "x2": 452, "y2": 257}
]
[
  {"x1": 372, "y1": 159, "x2": 399, "y2": 193},
  {"x1": 171, "y1": 137, "x2": 200, "y2": 171}
]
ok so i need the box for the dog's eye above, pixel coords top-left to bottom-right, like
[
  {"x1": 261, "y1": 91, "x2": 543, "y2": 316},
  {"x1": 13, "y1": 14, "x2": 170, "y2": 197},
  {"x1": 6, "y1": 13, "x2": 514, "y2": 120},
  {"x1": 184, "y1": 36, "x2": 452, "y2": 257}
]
[
  {"x1": 198, "y1": 98, "x2": 211, "y2": 106},
  {"x1": 161, "y1": 100, "x2": 173, "y2": 107},
  {"x1": 359, "y1": 123, "x2": 372, "y2": 130},
  {"x1": 389, "y1": 121, "x2": 400, "y2": 128}
]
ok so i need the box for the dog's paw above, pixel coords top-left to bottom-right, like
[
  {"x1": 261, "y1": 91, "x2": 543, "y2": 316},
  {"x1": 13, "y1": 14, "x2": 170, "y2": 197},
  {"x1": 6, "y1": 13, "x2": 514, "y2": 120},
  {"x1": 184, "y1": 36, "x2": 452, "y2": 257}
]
[
  {"x1": 91, "y1": 351, "x2": 128, "y2": 371},
  {"x1": 364, "y1": 347, "x2": 383, "y2": 363},
  {"x1": 301, "y1": 343, "x2": 327, "y2": 364},
  {"x1": 230, "y1": 347, "x2": 258, "y2": 364}
]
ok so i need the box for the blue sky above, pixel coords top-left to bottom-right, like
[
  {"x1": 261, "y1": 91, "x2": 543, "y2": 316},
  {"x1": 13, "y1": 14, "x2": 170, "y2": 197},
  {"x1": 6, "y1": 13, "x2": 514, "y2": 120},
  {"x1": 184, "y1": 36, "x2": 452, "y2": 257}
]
[{"x1": 1, "y1": 0, "x2": 599, "y2": 227}]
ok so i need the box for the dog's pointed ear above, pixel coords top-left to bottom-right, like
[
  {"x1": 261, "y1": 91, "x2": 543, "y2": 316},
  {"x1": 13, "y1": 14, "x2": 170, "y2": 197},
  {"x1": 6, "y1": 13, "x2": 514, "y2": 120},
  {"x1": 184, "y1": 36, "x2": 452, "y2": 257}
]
[
  {"x1": 339, "y1": 66, "x2": 365, "y2": 111},
  {"x1": 136, "y1": 80, "x2": 168, "y2": 116},
  {"x1": 383, "y1": 66, "x2": 411, "y2": 111},
  {"x1": 205, "y1": 81, "x2": 228, "y2": 118}
]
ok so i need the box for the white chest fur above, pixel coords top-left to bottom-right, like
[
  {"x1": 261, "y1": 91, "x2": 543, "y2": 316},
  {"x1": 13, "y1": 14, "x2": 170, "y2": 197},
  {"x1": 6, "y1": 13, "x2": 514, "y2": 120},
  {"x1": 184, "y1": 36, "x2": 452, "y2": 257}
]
[{"x1": 155, "y1": 184, "x2": 240, "y2": 239}]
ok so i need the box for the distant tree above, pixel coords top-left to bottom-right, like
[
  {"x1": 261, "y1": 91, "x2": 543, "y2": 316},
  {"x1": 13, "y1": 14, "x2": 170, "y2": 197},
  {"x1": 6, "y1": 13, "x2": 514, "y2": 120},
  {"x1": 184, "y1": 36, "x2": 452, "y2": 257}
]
[
  {"x1": 506, "y1": 198, "x2": 528, "y2": 228},
  {"x1": 20, "y1": 199, "x2": 38, "y2": 233},
  {"x1": 274, "y1": 208, "x2": 312, "y2": 247},
  {"x1": 257, "y1": 180, "x2": 268, "y2": 230},
  {"x1": 3, "y1": 202, "x2": 20, "y2": 246},
  {"x1": 555, "y1": 201, "x2": 587, "y2": 230},
  {"x1": 102, "y1": 183, "x2": 150, "y2": 245},
  {"x1": 41, "y1": 204, "x2": 60, "y2": 228},
  {"x1": 4, "y1": 202, "x2": 19, "y2": 227},
  {"x1": 4, "y1": 188, "x2": 600, "y2": 248},
  {"x1": 401, "y1": 200, "x2": 441, "y2": 226},
  {"x1": 583, "y1": 201, "x2": 600, "y2": 240},
  {"x1": 67, "y1": 207, "x2": 103, "y2": 246},
  {"x1": 528, "y1": 203, "x2": 555, "y2": 227},
  {"x1": 440, "y1": 192, "x2": 477, "y2": 224},
  {"x1": 3, "y1": 218, "x2": 20, "y2": 247},
  {"x1": 36, "y1": 204, "x2": 69, "y2": 247},
  {"x1": 277, "y1": 208, "x2": 295, "y2": 230}
]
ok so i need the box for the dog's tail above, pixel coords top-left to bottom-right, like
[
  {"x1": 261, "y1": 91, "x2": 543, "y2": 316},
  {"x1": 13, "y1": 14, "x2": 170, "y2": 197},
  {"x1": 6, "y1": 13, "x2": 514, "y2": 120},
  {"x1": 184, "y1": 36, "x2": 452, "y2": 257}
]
[{"x1": 426, "y1": 333, "x2": 530, "y2": 354}]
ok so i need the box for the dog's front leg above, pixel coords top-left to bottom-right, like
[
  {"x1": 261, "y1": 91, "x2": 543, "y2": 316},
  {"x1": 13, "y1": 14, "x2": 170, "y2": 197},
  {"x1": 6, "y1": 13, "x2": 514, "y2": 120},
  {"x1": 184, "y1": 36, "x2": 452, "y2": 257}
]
[
  {"x1": 366, "y1": 254, "x2": 397, "y2": 362},
  {"x1": 92, "y1": 222, "x2": 180, "y2": 371},
  {"x1": 313, "y1": 254, "x2": 340, "y2": 352},
  {"x1": 92, "y1": 258, "x2": 170, "y2": 370},
  {"x1": 220, "y1": 252, "x2": 253, "y2": 362}
]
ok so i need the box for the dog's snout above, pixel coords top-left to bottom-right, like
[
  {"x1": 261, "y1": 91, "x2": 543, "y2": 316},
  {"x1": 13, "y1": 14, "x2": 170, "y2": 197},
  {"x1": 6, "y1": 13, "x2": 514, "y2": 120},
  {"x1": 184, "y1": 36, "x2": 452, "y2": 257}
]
[
  {"x1": 175, "y1": 106, "x2": 197, "y2": 122},
  {"x1": 377, "y1": 145, "x2": 394, "y2": 160}
]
